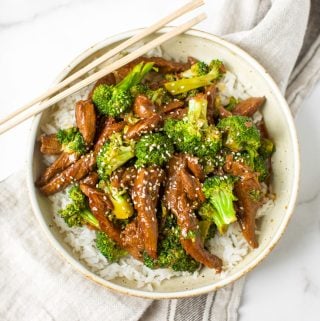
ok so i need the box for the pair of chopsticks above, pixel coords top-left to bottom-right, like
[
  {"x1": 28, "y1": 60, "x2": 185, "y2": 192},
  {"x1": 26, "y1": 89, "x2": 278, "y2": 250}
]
[{"x1": 0, "y1": 0, "x2": 206, "y2": 135}]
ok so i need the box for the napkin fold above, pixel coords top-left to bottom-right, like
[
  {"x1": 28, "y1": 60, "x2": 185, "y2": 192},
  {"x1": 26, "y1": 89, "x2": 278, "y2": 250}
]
[{"x1": 1, "y1": 0, "x2": 320, "y2": 320}]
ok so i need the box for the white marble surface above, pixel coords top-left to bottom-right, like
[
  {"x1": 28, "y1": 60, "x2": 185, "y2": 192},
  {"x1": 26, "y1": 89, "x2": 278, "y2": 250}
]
[{"x1": 0, "y1": 1, "x2": 319, "y2": 320}]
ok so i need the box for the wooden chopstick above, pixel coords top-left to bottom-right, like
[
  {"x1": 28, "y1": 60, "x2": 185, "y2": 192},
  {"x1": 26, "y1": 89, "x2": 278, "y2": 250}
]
[
  {"x1": 0, "y1": 13, "x2": 207, "y2": 135},
  {"x1": 0, "y1": 0, "x2": 204, "y2": 127}
]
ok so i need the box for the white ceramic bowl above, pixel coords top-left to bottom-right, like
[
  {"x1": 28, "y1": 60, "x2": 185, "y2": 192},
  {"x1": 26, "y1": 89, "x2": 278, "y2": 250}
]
[{"x1": 27, "y1": 28, "x2": 300, "y2": 299}]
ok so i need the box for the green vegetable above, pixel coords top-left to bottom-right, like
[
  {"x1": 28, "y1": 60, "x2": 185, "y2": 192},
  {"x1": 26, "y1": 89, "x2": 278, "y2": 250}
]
[
  {"x1": 95, "y1": 231, "x2": 127, "y2": 262},
  {"x1": 164, "y1": 73, "x2": 180, "y2": 82},
  {"x1": 181, "y1": 61, "x2": 209, "y2": 78},
  {"x1": 102, "y1": 181, "x2": 134, "y2": 220},
  {"x1": 58, "y1": 186, "x2": 99, "y2": 229},
  {"x1": 97, "y1": 133, "x2": 135, "y2": 179},
  {"x1": 164, "y1": 59, "x2": 225, "y2": 95},
  {"x1": 131, "y1": 84, "x2": 172, "y2": 106},
  {"x1": 164, "y1": 94, "x2": 221, "y2": 158},
  {"x1": 56, "y1": 127, "x2": 86, "y2": 154},
  {"x1": 92, "y1": 62, "x2": 154, "y2": 117},
  {"x1": 225, "y1": 96, "x2": 239, "y2": 111},
  {"x1": 143, "y1": 214, "x2": 200, "y2": 272},
  {"x1": 175, "y1": 88, "x2": 200, "y2": 101},
  {"x1": 146, "y1": 87, "x2": 172, "y2": 106},
  {"x1": 209, "y1": 59, "x2": 225, "y2": 74},
  {"x1": 201, "y1": 176, "x2": 237, "y2": 234},
  {"x1": 130, "y1": 83, "x2": 149, "y2": 97},
  {"x1": 135, "y1": 133, "x2": 174, "y2": 168},
  {"x1": 143, "y1": 252, "x2": 158, "y2": 269},
  {"x1": 259, "y1": 138, "x2": 275, "y2": 159},
  {"x1": 217, "y1": 115, "x2": 261, "y2": 158},
  {"x1": 254, "y1": 155, "x2": 269, "y2": 182},
  {"x1": 249, "y1": 188, "x2": 263, "y2": 202},
  {"x1": 199, "y1": 220, "x2": 216, "y2": 241}
]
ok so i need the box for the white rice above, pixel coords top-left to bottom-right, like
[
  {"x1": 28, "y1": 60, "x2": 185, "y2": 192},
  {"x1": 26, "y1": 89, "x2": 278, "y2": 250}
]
[{"x1": 41, "y1": 48, "x2": 274, "y2": 290}]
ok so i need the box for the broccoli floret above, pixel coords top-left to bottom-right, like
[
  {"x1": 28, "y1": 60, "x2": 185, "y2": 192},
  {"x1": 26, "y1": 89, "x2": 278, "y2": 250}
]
[
  {"x1": 143, "y1": 252, "x2": 158, "y2": 269},
  {"x1": 164, "y1": 61, "x2": 224, "y2": 95},
  {"x1": 175, "y1": 88, "x2": 200, "y2": 101},
  {"x1": 146, "y1": 87, "x2": 172, "y2": 106},
  {"x1": 196, "y1": 125, "x2": 222, "y2": 158},
  {"x1": 92, "y1": 62, "x2": 154, "y2": 117},
  {"x1": 97, "y1": 133, "x2": 135, "y2": 179},
  {"x1": 143, "y1": 214, "x2": 200, "y2": 272},
  {"x1": 95, "y1": 231, "x2": 127, "y2": 262},
  {"x1": 56, "y1": 127, "x2": 86, "y2": 154},
  {"x1": 259, "y1": 138, "x2": 275, "y2": 159},
  {"x1": 158, "y1": 220, "x2": 199, "y2": 272},
  {"x1": 135, "y1": 133, "x2": 174, "y2": 168},
  {"x1": 68, "y1": 184, "x2": 86, "y2": 204},
  {"x1": 181, "y1": 61, "x2": 209, "y2": 78},
  {"x1": 164, "y1": 73, "x2": 180, "y2": 82},
  {"x1": 164, "y1": 94, "x2": 221, "y2": 158},
  {"x1": 233, "y1": 149, "x2": 270, "y2": 182},
  {"x1": 101, "y1": 181, "x2": 134, "y2": 220},
  {"x1": 164, "y1": 118, "x2": 201, "y2": 154},
  {"x1": 225, "y1": 96, "x2": 239, "y2": 111},
  {"x1": 123, "y1": 112, "x2": 140, "y2": 125},
  {"x1": 209, "y1": 59, "x2": 225, "y2": 76},
  {"x1": 217, "y1": 115, "x2": 261, "y2": 158},
  {"x1": 158, "y1": 236, "x2": 199, "y2": 272},
  {"x1": 58, "y1": 186, "x2": 99, "y2": 229},
  {"x1": 131, "y1": 83, "x2": 172, "y2": 106},
  {"x1": 254, "y1": 156, "x2": 269, "y2": 182},
  {"x1": 192, "y1": 61, "x2": 210, "y2": 76},
  {"x1": 130, "y1": 83, "x2": 149, "y2": 97},
  {"x1": 201, "y1": 176, "x2": 237, "y2": 234}
]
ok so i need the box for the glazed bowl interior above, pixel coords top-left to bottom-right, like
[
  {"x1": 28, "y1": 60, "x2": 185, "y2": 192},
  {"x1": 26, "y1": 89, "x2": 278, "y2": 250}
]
[{"x1": 27, "y1": 28, "x2": 299, "y2": 299}]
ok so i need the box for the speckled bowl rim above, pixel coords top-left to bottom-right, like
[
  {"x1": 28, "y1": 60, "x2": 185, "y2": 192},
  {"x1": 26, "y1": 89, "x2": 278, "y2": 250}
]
[{"x1": 26, "y1": 27, "x2": 300, "y2": 299}]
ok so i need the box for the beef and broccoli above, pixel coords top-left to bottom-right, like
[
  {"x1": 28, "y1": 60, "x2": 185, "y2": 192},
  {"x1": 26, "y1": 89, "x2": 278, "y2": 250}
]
[{"x1": 36, "y1": 56, "x2": 274, "y2": 273}]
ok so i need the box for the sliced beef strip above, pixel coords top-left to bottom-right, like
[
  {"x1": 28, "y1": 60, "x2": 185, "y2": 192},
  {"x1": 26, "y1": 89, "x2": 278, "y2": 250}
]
[
  {"x1": 232, "y1": 97, "x2": 266, "y2": 117},
  {"x1": 164, "y1": 155, "x2": 222, "y2": 271},
  {"x1": 160, "y1": 100, "x2": 184, "y2": 113},
  {"x1": 120, "y1": 219, "x2": 145, "y2": 260},
  {"x1": 224, "y1": 155, "x2": 263, "y2": 248},
  {"x1": 94, "y1": 120, "x2": 125, "y2": 154},
  {"x1": 40, "y1": 152, "x2": 96, "y2": 195},
  {"x1": 149, "y1": 56, "x2": 190, "y2": 73},
  {"x1": 186, "y1": 155, "x2": 205, "y2": 181},
  {"x1": 124, "y1": 114, "x2": 162, "y2": 140},
  {"x1": 180, "y1": 168, "x2": 205, "y2": 203},
  {"x1": 205, "y1": 85, "x2": 217, "y2": 125},
  {"x1": 133, "y1": 95, "x2": 157, "y2": 118},
  {"x1": 39, "y1": 118, "x2": 125, "y2": 195},
  {"x1": 217, "y1": 105, "x2": 232, "y2": 118},
  {"x1": 39, "y1": 134, "x2": 62, "y2": 155},
  {"x1": 81, "y1": 183, "x2": 144, "y2": 260},
  {"x1": 256, "y1": 119, "x2": 270, "y2": 139},
  {"x1": 36, "y1": 152, "x2": 80, "y2": 187},
  {"x1": 187, "y1": 56, "x2": 199, "y2": 65},
  {"x1": 75, "y1": 100, "x2": 96, "y2": 145},
  {"x1": 80, "y1": 184, "x2": 122, "y2": 243},
  {"x1": 115, "y1": 56, "x2": 190, "y2": 80},
  {"x1": 110, "y1": 166, "x2": 137, "y2": 191},
  {"x1": 163, "y1": 107, "x2": 188, "y2": 120},
  {"x1": 80, "y1": 172, "x2": 99, "y2": 187},
  {"x1": 177, "y1": 193, "x2": 222, "y2": 272},
  {"x1": 132, "y1": 166, "x2": 165, "y2": 259}
]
